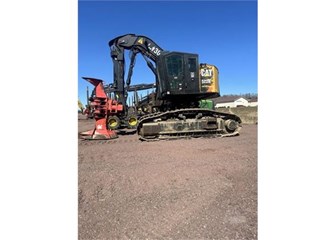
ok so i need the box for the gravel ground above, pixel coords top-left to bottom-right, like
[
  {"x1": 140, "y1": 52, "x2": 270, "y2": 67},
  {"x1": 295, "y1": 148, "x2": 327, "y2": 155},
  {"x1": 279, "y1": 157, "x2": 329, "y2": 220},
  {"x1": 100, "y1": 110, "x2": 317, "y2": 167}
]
[{"x1": 78, "y1": 117, "x2": 257, "y2": 240}]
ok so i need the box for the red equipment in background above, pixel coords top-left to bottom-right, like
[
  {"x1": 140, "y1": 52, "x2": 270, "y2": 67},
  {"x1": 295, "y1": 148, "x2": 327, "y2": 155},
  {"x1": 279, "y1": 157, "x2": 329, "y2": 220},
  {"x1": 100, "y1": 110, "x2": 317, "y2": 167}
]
[{"x1": 80, "y1": 77, "x2": 123, "y2": 140}]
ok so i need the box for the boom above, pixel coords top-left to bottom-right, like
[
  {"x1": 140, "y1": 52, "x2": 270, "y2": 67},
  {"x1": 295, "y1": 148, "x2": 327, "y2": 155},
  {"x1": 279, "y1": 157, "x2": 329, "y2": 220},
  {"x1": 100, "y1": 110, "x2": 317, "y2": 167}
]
[{"x1": 108, "y1": 34, "x2": 164, "y2": 108}]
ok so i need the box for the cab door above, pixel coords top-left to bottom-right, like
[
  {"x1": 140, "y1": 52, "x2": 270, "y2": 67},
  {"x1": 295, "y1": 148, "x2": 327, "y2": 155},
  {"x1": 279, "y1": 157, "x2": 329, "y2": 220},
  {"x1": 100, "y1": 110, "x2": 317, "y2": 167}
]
[{"x1": 164, "y1": 53, "x2": 184, "y2": 93}]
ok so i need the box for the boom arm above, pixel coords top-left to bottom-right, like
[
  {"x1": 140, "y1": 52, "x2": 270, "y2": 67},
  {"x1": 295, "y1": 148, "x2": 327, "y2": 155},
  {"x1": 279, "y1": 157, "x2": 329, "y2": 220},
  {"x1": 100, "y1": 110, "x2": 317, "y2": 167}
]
[
  {"x1": 109, "y1": 33, "x2": 164, "y2": 62},
  {"x1": 108, "y1": 34, "x2": 164, "y2": 108}
]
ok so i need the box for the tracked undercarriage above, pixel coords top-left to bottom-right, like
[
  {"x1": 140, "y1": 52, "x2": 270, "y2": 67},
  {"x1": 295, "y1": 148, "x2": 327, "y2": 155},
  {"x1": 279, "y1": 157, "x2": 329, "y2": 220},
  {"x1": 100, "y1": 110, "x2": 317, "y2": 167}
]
[{"x1": 137, "y1": 108, "x2": 242, "y2": 141}]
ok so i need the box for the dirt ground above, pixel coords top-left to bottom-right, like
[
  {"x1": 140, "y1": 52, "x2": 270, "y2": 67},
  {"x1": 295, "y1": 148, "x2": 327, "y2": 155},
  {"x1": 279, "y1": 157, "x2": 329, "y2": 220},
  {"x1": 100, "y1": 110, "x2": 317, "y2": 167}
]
[{"x1": 78, "y1": 117, "x2": 257, "y2": 240}]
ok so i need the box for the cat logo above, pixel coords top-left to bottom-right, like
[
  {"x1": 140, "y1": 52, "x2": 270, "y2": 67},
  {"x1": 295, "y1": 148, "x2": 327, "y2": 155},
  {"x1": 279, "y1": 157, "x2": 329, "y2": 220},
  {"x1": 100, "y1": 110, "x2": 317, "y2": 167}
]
[
  {"x1": 200, "y1": 68, "x2": 213, "y2": 77},
  {"x1": 137, "y1": 38, "x2": 144, "y2": 44}
]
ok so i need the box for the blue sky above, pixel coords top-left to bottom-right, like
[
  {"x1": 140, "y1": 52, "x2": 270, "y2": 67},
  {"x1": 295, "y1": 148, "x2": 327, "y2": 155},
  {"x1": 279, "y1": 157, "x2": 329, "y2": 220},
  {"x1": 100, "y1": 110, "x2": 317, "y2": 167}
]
[{"x1": 78, "y1": 0, "x2": 257, "y2": 105}]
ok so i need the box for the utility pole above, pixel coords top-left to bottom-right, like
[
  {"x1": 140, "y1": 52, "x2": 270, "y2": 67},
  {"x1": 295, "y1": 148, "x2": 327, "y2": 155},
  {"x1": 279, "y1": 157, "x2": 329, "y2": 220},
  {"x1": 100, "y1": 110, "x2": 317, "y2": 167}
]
[{"x1": 86, "y1": 86, "x2": 89, "y2": 107}]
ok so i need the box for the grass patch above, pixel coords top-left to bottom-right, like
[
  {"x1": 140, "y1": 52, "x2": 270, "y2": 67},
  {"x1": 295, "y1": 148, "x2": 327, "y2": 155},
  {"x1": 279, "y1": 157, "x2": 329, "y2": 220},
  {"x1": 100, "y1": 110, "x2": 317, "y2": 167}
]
[{"x1": 217, "y1": 106, "x2": 258, "y2": 124}]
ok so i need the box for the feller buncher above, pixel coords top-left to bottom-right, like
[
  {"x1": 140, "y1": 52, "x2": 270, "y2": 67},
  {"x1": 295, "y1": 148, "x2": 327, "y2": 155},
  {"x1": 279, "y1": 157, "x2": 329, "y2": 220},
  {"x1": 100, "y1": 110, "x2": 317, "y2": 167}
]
[{"x1": 80, "y1": 34, "x2": 241, "y2": 140}]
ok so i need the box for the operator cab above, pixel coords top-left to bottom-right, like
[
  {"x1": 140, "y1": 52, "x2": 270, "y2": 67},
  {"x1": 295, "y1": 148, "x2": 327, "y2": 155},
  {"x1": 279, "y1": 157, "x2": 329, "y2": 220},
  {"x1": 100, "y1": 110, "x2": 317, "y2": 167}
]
[{"x1": 156, "y1": 52, "x2": 220, "y2": 100}]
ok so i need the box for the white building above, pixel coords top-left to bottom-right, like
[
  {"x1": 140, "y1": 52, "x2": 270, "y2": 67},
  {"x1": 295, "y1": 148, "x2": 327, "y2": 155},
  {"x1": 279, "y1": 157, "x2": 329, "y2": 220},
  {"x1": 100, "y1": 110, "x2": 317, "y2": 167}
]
[{"x1": 214, "y1": 96, "x2": 258, "y2": 108}]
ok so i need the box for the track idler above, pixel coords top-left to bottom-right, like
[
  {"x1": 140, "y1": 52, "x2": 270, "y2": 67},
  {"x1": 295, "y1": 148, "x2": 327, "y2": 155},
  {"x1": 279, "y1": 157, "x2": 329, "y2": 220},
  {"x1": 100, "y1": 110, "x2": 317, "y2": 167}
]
[{"x1": 224, "y1": 119, "x2": 239, "y2": 132}]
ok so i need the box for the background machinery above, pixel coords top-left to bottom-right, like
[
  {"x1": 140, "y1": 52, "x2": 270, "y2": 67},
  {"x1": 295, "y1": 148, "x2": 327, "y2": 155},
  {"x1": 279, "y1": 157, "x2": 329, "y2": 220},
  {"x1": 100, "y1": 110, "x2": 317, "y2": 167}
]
[
  {"x1": 81, "y1": 33, "x2": 241, "y2": 140},
  {"x1": 78, "y1": 87, "x2": 94, "y2": 119},
  {"x1": 78, "y1": 99, "x2": 85, "y2": 114}
]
